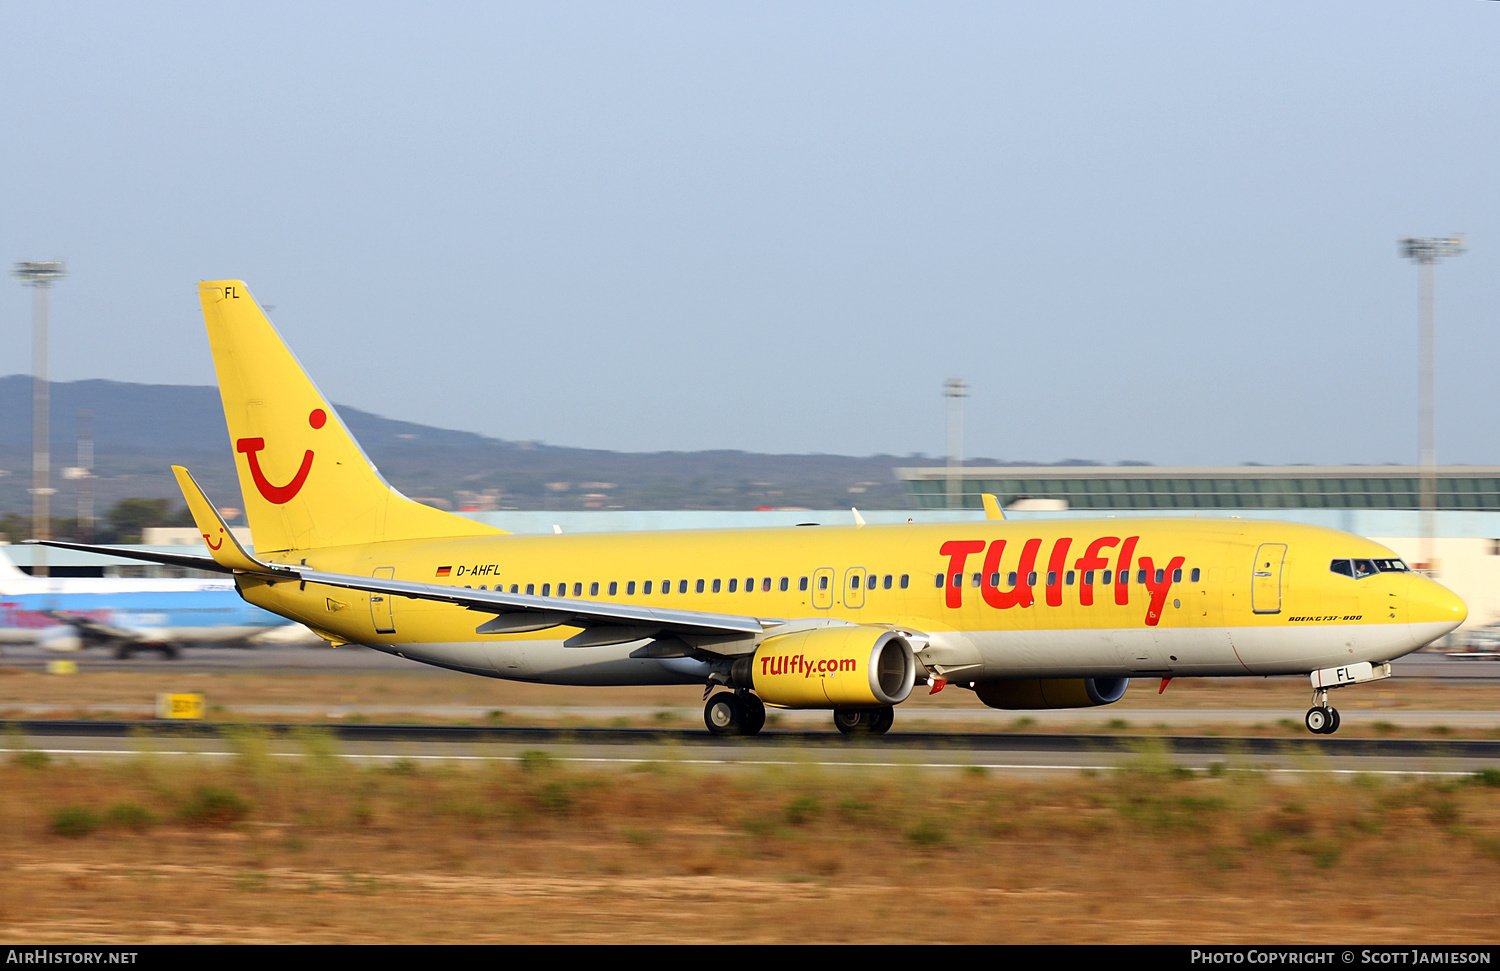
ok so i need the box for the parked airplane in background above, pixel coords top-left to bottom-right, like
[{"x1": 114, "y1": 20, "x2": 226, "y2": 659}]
[
  {"x1": 0, "y1": 547, "x2": 293, "y2": 657},
  {"x1": 40, "y1": 280, "x2": 1468, "y2": 732}
]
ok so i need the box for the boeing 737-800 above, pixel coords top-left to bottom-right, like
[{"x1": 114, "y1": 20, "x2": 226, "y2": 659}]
[{"x1": 39, "y1": 281, "x2": 1468, "y2": 733}]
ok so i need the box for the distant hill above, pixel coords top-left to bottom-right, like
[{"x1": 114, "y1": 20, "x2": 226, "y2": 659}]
[{"x1": 0, "y1": 376, "x2": 943, "y2": 519}]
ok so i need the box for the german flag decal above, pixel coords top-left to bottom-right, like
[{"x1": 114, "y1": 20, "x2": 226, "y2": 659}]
[{"x1": 435, "y1": 566, "x2": 452, "y2": 577}]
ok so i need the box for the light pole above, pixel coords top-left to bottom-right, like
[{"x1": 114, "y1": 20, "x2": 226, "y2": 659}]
[
  {"x1": 14, "y1": 261, "x2": 66, "y2": 577},
  {"x1": 1398, "y1": 235, "x2": 1464, "y2": 574},
  {"x1": 943, "y1": 378, "x2": 968, "y2": 509}
]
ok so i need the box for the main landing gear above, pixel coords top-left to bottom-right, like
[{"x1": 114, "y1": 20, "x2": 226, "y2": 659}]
[
  {"x1": 833, "y1": 706, "x2": 894, "y2": 736},
  {"x1": 1305, "y1": 687, "x2": 1341, "y2": 735},
  {"x1": 704, "y1": 691, "x2": 766, "y2": 737}
]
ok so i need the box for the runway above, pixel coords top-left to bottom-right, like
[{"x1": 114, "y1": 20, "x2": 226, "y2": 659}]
[{"x1": 8, "y1": 719, "x2": 1499, "y2": 779}]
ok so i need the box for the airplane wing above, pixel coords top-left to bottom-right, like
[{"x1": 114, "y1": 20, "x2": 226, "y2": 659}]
[
  {"x1": 31, "y1": 539, "x2": 784, "y2": 652},
  {"x1": 296, "y1": 567, "x2": 782, "y2": 648},
  {"x1": 34, "y1": 466, "x2": 790, "y2": 652}
]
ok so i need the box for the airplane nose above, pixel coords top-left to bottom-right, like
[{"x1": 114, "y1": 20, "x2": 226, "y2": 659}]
[{"x1": 1409, "y1": 577, "x2": 1467, "y2": 633}]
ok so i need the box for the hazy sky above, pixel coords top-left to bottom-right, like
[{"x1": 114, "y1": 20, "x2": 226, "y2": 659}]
[{"x1": 2, "y1": 2, "x2": 1495, "y2": 466}]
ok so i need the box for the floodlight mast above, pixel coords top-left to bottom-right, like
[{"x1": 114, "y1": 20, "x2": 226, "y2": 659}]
[
  {"x1": 1398, "y1": 236, "x2": 1464, "y2": 575},
  {"x1": 13, "y1": 261, "x2": 66, "y2": 577},
  {"x1": 944, "y1": 378, "x2": 968, "y2": 509}
]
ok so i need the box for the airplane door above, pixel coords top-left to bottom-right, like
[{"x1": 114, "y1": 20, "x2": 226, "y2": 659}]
[
  {"x1": 843, "y1": 567, "x2": 866, "y2": 609},
  {"x1": 370, "y1": 566, "x2": 396, "y2": 633},
  {"x1": 813, "y1": 568, "x2": 834, "y2": 609},
  {"x1": 1251, "y1": 544, "x2": 1286, "y2": 615}
]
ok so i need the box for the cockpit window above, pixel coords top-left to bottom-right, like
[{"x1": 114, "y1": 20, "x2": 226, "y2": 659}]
[{"x1": 1331, "y1": 557, "x2": 1410, "y2": 578}]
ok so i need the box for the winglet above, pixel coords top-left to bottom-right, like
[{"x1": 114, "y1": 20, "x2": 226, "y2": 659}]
[
  {"x1": 173, "y1": 465, "x2": 278, "y2": 573},
  {"x1": 851, "y1": 508, "x2": 866, "y2": 527},
  {"x1": 981, "y1": 494, "x2": 1005, "y2": 521}
]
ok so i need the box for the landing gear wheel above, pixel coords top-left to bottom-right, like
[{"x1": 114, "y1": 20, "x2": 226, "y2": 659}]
[
  {"x1": 1306, "y1": 706, "x2": 1333, "y2": 734},
  {"x1": 740, "y1": 694, "x2": 766, "y2": 736},
  {"x1": 1326, "y1": 707, "x2": 1341, "y2": 734},
  {"x1": 704, "y1": 693, "x2": 745, "y2": 736},
  {"x1": 834, "y1": 707, "x2": 894, "y2": 735}
]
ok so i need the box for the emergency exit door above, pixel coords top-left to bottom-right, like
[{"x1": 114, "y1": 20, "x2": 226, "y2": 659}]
[{"x1": 370, "y1": 566, "x2": 396, "y2": 633}]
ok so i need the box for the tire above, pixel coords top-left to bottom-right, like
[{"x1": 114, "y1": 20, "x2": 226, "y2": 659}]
[
  {"x1": 1326, "y1": 707, "x2": 1341, "y2": 734},
  {"x1": 704, "y1": 693, "x2": 744, "y2": 736},
  {"x1": 741, "y1": 694, "x2": 766, "y2": 736},
  {"x1": 834, "y1": 708, "x2": 875, "y2": 735},
  {"x1": 1305, "y1": 707, "x2": 1329, "y2": 734},
  {"x1": 869, "y1": 706, "x2": 894, "y2": 735}
]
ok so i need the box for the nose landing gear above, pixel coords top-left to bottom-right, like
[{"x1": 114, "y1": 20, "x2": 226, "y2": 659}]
[
  {"x1": 1301, "y1": 661, "x2": 1393, "y2": 735},
  {"x1": 1305, "y1": 693, "x2": 1341, "y2": 735}
]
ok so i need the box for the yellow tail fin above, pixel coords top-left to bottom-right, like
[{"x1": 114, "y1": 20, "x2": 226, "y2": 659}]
[{"x1": 198, "y1": 280, "x2": 505, "y2": 553}]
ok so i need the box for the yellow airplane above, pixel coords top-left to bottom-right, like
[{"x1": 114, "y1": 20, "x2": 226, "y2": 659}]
[{"x1": 41, "y1": 281, "x2": 1468, "y2": 736}]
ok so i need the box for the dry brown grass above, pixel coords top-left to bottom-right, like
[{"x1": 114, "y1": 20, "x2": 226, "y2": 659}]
[{"x1": 1, "y1": 736, "x2": 1498, "y2": 943}]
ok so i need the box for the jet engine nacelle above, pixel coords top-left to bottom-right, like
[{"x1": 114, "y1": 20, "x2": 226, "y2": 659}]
[
  {"x1": 733, "y1": 626, "x2": 917, "y2": 709},
  {"x1": 974, "y1": 677, "x2": 1129, "y2": 710}
]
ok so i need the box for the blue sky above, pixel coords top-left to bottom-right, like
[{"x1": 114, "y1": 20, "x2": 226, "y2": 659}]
[{"x1": 1, "y1": 2, "x2": 1494, "y2": 465}]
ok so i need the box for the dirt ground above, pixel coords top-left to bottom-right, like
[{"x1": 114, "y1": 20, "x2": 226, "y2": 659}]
[{"x1": 1, "y1": 740, "x2": 1498, "y2": 944}]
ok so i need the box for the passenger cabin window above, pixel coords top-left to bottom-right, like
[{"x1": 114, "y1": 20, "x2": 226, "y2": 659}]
[
  {"x1": 780, "y1": 577, "x2": 789, "y2": 592},
  {"x1": 541, "y1": 583, "x2": 551, "y2": 596},
  {"x1": 762, "y1": 578, "x2": 772, "y2": 592},
  {"x1": 608, "y1": 581, "x2": 617, "y2": 595},
  {"x1": 680, "y1": 580, "x2": 688, "y2": 594},
  {"x1": 590, "y1": 582, "x2": 599, "y2": 596},
  {"x1": 626, "y1": 581, "x2": 636, "y2": 595},
  {"x1": 870, "y1": 574, "x2": 879, "y2": 590},
  {"x1": 799, "y1": 577, "x2": 809, "y2": 592},
  {"x1": 1172, "y1": 569, "x2": 1182, "y2": 583},
  {"x1": 883, "y1": 574, "x2": 892, "y2": 589},
  {"x1": 1190, "y1": 568, "x2": 1200, "y2": 583},
  {"x1": 713, "y1": 579, "x2": 722, "y2": 593},
  {"x1": 729, "y1": 578, "x2": 737, "y2": 593},
  {"x1": 643, "y1": 581, "x2": 652, "y2": 594},
  {"x1": 526, "y1": 583, "x2": 535, "y2": 595},
  {"x1": 696, "y1": 579, "x2": 705, "y2": 593}
]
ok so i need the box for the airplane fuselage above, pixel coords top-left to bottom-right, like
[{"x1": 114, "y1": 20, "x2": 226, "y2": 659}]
[{"x1": 239, "y1": 517, "x2": 1462, "y2": 686}]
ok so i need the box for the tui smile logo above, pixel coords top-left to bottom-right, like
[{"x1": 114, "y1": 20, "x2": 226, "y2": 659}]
[{"x1": 236, "y1": 408, "x2": 326, "y2": 504}]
